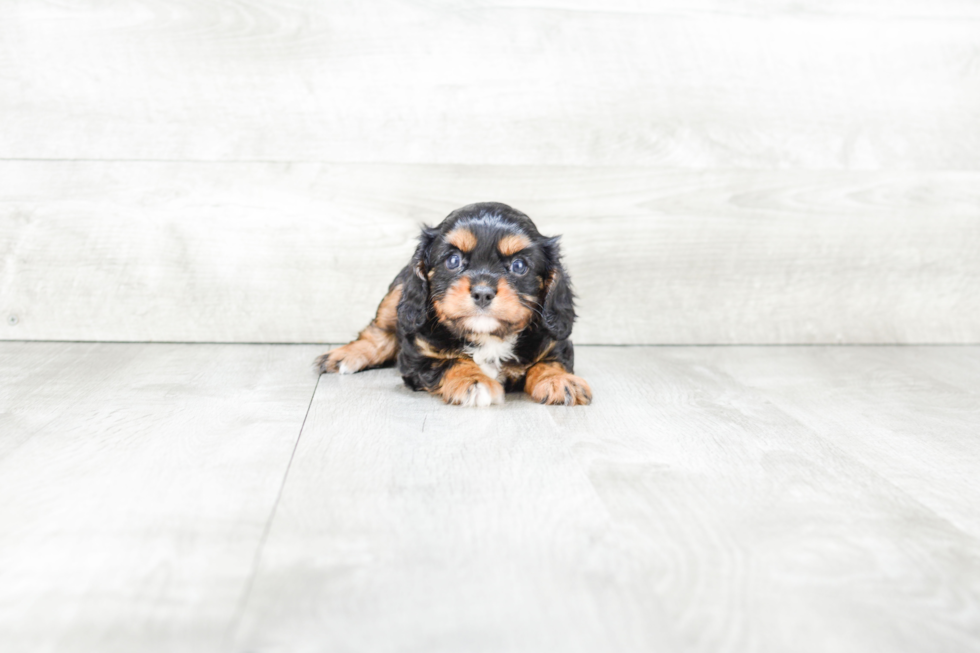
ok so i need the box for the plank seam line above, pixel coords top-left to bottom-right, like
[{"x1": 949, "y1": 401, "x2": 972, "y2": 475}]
[
  {"x1": 2, "y1": 340, "x2": 980, "y2": 348},
  {"x1": 223, "y1": 373, "x2": 321, "y2": 650},
  {"x1": 703, "y1": 360, "x2": 980, "y2": 549},
  {"x1": 4, "y1": 159, "x2": 980, "y2": 172},
  {"x1": 767, "y1": 398, "x2": 980, "y2": 548}
]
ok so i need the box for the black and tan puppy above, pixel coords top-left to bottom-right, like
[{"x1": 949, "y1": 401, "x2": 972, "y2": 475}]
[{"x1": 315, "y1": 202, "x2": 591, "y2": 407}]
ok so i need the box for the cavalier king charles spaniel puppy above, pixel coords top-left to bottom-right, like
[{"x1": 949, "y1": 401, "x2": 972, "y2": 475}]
[{"x1": 315, "y1": 202, "x2": 591, "y2": 407}]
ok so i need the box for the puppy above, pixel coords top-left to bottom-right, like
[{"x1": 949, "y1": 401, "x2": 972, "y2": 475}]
[{"x1": 315, "y1": 202, "x2": 591, "y2": 407}]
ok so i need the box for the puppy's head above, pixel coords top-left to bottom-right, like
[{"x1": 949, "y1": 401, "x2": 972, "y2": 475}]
[{"x1": 398, "y1": 202, "x2": 575, "y2": 340}]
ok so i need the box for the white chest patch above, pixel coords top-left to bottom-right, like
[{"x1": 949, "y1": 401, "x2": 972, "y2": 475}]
[{"x1": 465, "y1": 334, "x2": 518, "y2": 381}]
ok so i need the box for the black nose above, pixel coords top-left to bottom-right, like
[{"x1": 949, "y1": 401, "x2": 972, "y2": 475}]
[{"x1": 471, "y1": 284, "x2": 496, "y2": 308}]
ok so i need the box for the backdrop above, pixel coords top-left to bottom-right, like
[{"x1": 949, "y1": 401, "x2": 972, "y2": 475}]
[{"x1": 2, "y1": 0, "x2": 978, "y2": 344}]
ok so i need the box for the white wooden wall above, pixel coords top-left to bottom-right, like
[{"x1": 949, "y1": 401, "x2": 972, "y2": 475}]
[{"x1": 2, "y1": 0, "x2": 978, "y2": 344}]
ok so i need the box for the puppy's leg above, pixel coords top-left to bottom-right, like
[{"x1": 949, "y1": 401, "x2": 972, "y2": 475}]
[
  {"x1": 436, "y1": 358, "x2": 504, "y2": 407},
  {"x1": 525, "y1": 361, "x2": 592, "y2": 406},
  {"x1": 315, "y1": 283, "x2": 402, "y2": 374}
]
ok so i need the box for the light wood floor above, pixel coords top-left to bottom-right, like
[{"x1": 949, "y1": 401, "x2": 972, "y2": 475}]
[{"x1": 1, "y1": 342, "x2": 978, "y2": 653}]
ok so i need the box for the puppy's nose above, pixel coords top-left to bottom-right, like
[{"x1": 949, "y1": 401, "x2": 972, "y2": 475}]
[{"x1": 471, "y1": 284, "x2": 496, "y2": 309}]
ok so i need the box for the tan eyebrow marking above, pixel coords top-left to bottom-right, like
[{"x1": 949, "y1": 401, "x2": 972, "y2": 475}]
[
  {"x1": 497, "y1": 233, "x2": 531, "y2": 257},
  {"x1": 445, "y1": 228, "x2": 477, "y2": 252}
]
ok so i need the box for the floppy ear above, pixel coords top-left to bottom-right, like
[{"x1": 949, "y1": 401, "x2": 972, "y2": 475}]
[
  {"x1": 397, "y1": 226, "x2": 439, "y2": 333},
  {"x1": 540, "y1": 236, "x2": 577, "y2": 341}
]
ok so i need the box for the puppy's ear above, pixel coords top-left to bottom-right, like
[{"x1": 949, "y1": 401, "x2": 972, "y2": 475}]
[
  {"x1": 540, "y1": 236, "x2": 577, "y2": 341},
  {"x1": 397, "y1": 226, "x2": 439, "y2": 333}
]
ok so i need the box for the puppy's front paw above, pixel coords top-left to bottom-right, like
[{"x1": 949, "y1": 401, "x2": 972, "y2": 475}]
[
  {"x1": 452, "y1": 378, "x2": 505, "y2": 407},
  {"x1": 315, "y1": 343, "x2": 368, "y2": 375},
  {"x1": 527, "y1": 370, "x2": 592, "y2": 406},
  {"x1": 438, "y1": 361, "x2": 504, "y2": 407}
]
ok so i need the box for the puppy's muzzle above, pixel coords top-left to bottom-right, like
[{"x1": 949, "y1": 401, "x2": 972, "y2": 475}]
[{"x1": 470, "y1": 283, "x2": 496, "y2": 309}]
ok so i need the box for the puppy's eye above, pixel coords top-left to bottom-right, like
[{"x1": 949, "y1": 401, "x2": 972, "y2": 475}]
[
  {"x1": 446, "y1": 253, "x2": 462, "y2": 270},
  {"x1": 510, "y1": 258, "x2": 528, "y2": 275}
]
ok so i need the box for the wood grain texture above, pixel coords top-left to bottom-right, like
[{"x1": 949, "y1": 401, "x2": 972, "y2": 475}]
[
  {"x1": 3, "y1": 343, "x2": 979, "y2": 651},
  {"x1": 0, "y1": 342, "x2": 320, "y2": 653},
  {"x1": 1, "y1": 0, "x2": 979, "y2": 168},
  {"x1": 698, "y1": 346, "x2": 980, "y2": 540},
  {"x1": 233, "y1": 358, "x2": 678, "y2": 653},
  {"x1": 2, "y1": 161, "x2": 978, "y2": 344},
  {"x1": 235, "y1": 345, "x2": 980, "y2": 652},
  {"x1": 549, "y1": 346, "x2": 980, "y2": 652}
]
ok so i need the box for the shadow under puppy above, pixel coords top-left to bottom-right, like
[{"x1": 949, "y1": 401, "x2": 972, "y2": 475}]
[{"x1": 315, "y1": 202, "x2": 591, "y2": 407}]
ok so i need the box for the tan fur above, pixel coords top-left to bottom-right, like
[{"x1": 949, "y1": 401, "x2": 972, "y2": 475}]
[
  {"x1": 525, "y1": 361, "x2": 592, "y2": 406},
  {"x1": 438, "y1": 358, "x2": 504, "y2": 405},
  {"x1": 415, "y1": 337, "x2": 458, "y2": 360},
  {"x1": 433, "y1": 277, "x2": 532, "y2": 335},
  {"x1": 497, "y1": 233, "x2": 530, "y2": 256},
  {"x1": 544, "y1": 268, "x2": 559, "y2": 292},
  {"x1": 374, "y1": 285, "x2": 401, "y2": 331},
  {"x1": 532, "y1": 340, "x2": 556, "y2": 363},
  {"x1": 316, "y1": 285, "x2": 402, "y2": 374},
  {"x1": 500, "y1": 361, "x2": 532, "y2": 383},
  {"x1": 433, "y1": 277, "x2": 472, "y2": 322},
  {"x1": 445, "y1": 228, "x2": 477, "y2": 252},
  {"x1": 494, "y1": 279, "x2": 533, "y2": 329}
]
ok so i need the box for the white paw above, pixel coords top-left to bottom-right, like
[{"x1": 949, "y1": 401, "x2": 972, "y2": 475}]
[{"x1": 460, "y1": 381, "x2": 504, "y2": 407}]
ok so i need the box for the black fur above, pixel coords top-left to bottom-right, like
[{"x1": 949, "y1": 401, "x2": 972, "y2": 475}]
[
  {"x1": 540, "y1": 236, "x2": 576, "y2": 341},
  {"x1": 395, "y1": 227, "x2": 438, "y2": 334},
  {"x1": 316, "y1": 202, "x2": 587, "y2": 405},
  {"x1": 394, "y1": 202, "x2": 577, "y2": 393}
]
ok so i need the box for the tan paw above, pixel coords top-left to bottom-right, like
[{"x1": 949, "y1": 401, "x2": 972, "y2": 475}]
[
  {"x1": 528, "y1": 372, "x2": 592, "y2": 406},
  {"x1": 314, "y1": 343, "x2": 369, "y2": 375},
  {"x1": 438, "y1": 361, "x2": 505, "y2": 407}
]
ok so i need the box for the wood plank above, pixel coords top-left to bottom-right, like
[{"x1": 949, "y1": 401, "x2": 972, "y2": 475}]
[
  {"x1": 1, "y1": 0, "x2": 979, "y2": 168},
  {"x1": 554, "y1": 346, "x2": 980, "y2": 651},
  {"x1": 3, "y1": 161, "x2": 978, "y2": 344},
  {"x1": 232, "y1": 349, "x2": 679, "y2": 653},
  {"x1": 0, "y1": 342, "x2": 321, "y2": 653},
  {"x1": 235, "y1": 346, "x2": 980, "y2": 652},
  {"x1": 488, "y1": 0, "x2": 980, "y2": 18},
  {"x1": 696, "y1": 346, "x2": 980, "y2": 539}
]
